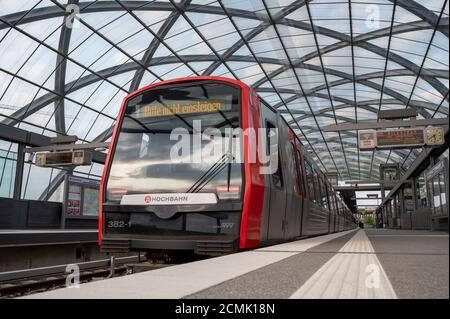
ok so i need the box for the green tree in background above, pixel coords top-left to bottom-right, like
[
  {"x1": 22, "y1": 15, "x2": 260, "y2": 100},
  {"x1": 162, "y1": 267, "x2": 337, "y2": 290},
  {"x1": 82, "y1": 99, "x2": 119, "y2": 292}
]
[{"x1": 365, "y1": 215, "x2": 374, "y2": 225}]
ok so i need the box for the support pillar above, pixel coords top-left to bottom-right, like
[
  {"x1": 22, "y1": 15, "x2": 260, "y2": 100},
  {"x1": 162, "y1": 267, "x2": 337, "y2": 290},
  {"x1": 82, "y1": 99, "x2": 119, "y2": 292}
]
[{"x1": 13, "y1": 143, "x2": 25, "y2": 200}]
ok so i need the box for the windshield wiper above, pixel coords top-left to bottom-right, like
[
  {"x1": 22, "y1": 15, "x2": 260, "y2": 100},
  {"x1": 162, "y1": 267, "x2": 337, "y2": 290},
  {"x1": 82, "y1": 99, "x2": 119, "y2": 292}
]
[
  {"x1": 186, "y1": 152, "x2": 232, "y2": 193},
  {"x1": 186, "y1": 131, "x2": 235, "y2": 194}
]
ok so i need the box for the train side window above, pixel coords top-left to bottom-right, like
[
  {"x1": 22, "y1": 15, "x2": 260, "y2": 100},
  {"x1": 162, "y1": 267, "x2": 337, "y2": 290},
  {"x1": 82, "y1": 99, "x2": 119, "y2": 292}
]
[
  {"x1": 291, "y1": 143, "x2": 302, "y2": 195},
  {"x1": 297, "y1": 150, "x2": 305, "y2": 194},
  {"x1": 316, "y1": 175, "x2": 322, "y2": 206},
  {"x1": 305, "y1": 160, "x2": 316, "y2": 202},
  {"x1": 333, "y1": 194, "x2": 338, "y2": 215},
  {"x1": 319, "y1": 177, "x2": 328, "y2": 209},
  {"x1": 313, "y1": 169, "x2": 321, "y2": 204},
  {"x1": 327, "y1": 184, "x2": 332, "y2": 211},
  {"x1": 266, "y1": 121, "x2": 283, "y2": 189},
  {"x1": 329, "y1": 185, "x2": 334, "y2": 212}
]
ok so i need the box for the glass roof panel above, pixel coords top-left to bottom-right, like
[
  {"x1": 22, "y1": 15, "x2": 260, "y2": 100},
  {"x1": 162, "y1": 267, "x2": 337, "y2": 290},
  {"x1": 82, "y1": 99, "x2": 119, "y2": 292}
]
[
  {"x1": 0, "y1": 0, "x2": 41, "y2": 16},
  {"x1": 21, "y1": 103, "x2": 56, "y2": 132},
  {"x1": 353, "y1": 47, "x2": 386, "y2": 75},
  {"x1": 248, "y1": 26, "x2": 287, "y2": 60},
  {"x1": 309, "y1": 0, "x2": 350, "y2": 35},
  {"x1": 0, "y1": 0, "x2": 448, "y2": 189},
  {"x1": 230, "y1": 17, "x2": 262, "y2": 35},
  {"x1": 221, "y1": 0, "x2": 266, "y2": 13},
  {"x1": 15, "y1": 45, "x2": 57, "y2": 91},
  {"x1": 414, "y1": 0, "x2": 446, "y2": 14},
  {"x1": 294, "y1": 68, "x2": 328, "y2": 90},
  {"x1": 423, "y1": 32, "x2": 449, "y2": 70},
  {"x1": 0, "y1": 76, "x2": 48, "y2": 114},
  {"x1": 286, "y1": 3, "x2": 309, "y2": 21},
  {"x1": 227, "y1": 61, "x2": 266, "y2": 86},
  {"x1": 162, "y1": 18, "x2": 214, "y2": 56},
  {"x1": 389, "y1": 30, "x2": 434, "y2": 65},
  {"x1": 318, "y1": 47, "x2": 354, "y2": 75},
  {"x1": 258, "y1": 90, "x2": 283, "y2": 105},
  {"x1": 277, "y1": 25, "x2": 317, "y2": 59},
  {"x1": 150, "y1": 63, "x2": 195, "y2": 80},
  {"x1": 264, "y1": 0, "x2": 299, "y2": 15},
  {"x1": 351, "y1": 1, "x2": 394, "y2": 36},
  {"x1": 185, "y1": 13, "x2": 240, "y2": 54},
  {"x1": 393, "y1": 5, "x2": 422, "y2": 25}
]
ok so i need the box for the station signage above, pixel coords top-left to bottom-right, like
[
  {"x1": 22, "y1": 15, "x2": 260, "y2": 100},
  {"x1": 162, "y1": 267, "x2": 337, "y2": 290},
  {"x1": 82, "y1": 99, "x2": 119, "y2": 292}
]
[
  {"x1": 135, "y1": 100, "x2": 231, "y2": 118},
  {"x1": 377, "y1": 128, "x2": 424, "y2": 148},
  {"x1": 359, "y1": 127, "x2": 445, "y2": 150},
  {"x1": 358, "y1": 131, "x2": 377, "y2": 149},
  {"x1": 35, "y1": 150, "x2": 92, "y2": 167},
  {"x1": 64, "y1": 175, "x2": 100, "y2": 218}
]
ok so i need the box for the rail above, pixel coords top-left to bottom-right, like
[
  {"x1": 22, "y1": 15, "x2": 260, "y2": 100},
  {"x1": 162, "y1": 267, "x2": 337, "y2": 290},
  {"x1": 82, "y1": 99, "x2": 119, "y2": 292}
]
[{"x1": 0, "y1": 255, "x2": 144, "y2": 283}]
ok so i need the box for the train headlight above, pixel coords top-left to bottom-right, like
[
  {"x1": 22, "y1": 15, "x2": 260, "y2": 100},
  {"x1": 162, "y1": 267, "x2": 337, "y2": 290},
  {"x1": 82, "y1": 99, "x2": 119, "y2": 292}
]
[{"x1": 216, "y1": 185, "x2": 240, "y2": 200}]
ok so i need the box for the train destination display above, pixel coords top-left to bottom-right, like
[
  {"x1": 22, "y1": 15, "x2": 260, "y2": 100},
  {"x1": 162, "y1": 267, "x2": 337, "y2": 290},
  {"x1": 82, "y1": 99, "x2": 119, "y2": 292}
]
[
  {"x1": 376, "y1": 128, "x2": 424, "y2": 148},
  {"x1": 136, "y1": 99, "x2": 231, "y2": 118}
]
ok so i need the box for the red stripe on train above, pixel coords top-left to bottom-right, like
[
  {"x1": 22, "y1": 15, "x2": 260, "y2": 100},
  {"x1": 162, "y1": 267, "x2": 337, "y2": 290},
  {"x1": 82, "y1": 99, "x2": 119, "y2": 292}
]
[{"x1": 239, "y1": 88, "x2": 265, "y2": 249}]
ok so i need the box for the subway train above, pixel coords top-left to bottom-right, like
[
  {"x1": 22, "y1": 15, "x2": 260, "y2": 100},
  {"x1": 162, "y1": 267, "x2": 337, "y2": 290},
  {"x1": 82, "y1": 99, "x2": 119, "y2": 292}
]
[{"x1": 99, "y1": 76, "x2": 356, "y2": 256}]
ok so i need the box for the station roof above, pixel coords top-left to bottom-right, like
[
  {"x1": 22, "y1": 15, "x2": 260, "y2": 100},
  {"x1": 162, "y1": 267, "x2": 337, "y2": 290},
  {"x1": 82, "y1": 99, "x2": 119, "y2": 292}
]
[{"x1": 0, "y1": 0, "x2": 448, "y2": 199}]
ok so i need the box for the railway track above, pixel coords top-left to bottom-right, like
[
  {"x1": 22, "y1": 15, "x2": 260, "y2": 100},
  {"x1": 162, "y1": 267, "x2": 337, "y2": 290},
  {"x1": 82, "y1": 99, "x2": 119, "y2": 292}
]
[{"x1": 0, "y1": 255, "x2": 173, "y2": 298}]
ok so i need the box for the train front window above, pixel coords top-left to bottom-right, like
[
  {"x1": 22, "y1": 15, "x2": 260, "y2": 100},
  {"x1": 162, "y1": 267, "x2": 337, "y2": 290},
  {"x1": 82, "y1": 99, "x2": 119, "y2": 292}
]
[{"x1": 106, "y1": 82, "x2": 242, "y2": 202}]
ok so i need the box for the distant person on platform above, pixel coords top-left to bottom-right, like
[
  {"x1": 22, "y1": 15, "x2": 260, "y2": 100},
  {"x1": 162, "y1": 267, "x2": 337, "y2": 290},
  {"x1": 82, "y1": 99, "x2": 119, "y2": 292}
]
[{"x1": 359, "y1": 216, "x2": 365, "y2": 229}]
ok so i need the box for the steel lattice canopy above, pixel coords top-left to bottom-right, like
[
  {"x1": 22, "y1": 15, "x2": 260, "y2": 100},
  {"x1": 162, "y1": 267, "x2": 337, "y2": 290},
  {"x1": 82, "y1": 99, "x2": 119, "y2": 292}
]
[{"x1": 0, "y1": 0, "x2": 448, "y2": 200}]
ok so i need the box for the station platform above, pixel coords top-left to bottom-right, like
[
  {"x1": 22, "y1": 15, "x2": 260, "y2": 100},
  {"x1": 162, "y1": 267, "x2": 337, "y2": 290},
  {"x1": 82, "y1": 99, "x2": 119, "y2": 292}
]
[
  {"x1": 25, "y1": 228, "x2": 449, "y2": 299},
  {"x1": 0, "y1": 229, "x2": 97, "y2": 247}
]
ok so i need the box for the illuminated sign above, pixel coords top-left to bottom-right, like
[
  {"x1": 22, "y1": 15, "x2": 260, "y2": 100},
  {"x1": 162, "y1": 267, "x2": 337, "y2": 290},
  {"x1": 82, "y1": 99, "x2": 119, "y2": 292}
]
[
  {"x1": 376, "y1": 128, "x2": 424, "y2": 148},
  {"x1": 358, "y1": 128, "x2": 443, "y2": 150},
  {"x1": 35, "y1": 150, "x2": 92, "y2": 167},
  {"x1": 42, "y1": 151, "x2": 72, "y2": 165},
  {"x1": 136, "y1": 100, "x2": 231, "y2": 118}
]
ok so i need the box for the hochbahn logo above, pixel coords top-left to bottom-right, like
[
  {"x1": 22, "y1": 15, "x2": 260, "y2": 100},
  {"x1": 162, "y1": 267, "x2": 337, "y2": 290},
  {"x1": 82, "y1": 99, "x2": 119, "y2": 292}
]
[
  {"x1": 145, "y1": 195, "x2": 189, "y2": 203},
  {"x1": 120, "y1": 193, "x2": 218, "y2": 206}
]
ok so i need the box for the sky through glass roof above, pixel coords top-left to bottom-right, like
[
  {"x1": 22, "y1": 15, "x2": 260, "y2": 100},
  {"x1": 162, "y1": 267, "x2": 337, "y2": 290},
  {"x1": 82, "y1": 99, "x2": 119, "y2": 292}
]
[{"x1": 0, "y1": 0, "x2": 448, "y2": 200}]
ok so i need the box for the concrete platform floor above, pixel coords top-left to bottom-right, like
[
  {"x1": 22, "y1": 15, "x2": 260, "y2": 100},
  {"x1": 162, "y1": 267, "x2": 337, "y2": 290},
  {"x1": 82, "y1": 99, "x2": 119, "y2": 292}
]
[{"x1": 24, "y1": 228, "x2": 449, "y2": 299}]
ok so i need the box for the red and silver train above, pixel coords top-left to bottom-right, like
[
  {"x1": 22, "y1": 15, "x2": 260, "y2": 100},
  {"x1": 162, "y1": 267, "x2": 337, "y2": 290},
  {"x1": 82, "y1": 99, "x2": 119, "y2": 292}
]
[{"x1": 99, "y1": 76, "x2": 356, "y2": 256}]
